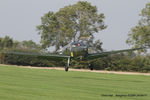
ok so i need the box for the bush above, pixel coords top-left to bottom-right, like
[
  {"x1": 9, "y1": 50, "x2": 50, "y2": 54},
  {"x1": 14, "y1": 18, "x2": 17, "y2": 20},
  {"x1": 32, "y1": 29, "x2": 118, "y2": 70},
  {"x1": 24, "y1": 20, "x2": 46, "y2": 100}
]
[
  {"x1": 1, "y1": 49, "x2": 150, "y2": 73},
  {"x1": 0, "y1": 51, "x2": 66, "y2": 67},
  {"x1": 0, "y1": 53, "x2": 5, "y2": 63}
]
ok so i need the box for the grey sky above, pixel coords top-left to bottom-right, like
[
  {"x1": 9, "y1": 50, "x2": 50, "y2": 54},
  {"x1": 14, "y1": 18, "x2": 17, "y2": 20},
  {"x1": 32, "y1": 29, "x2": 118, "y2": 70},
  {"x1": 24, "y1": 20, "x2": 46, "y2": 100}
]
[{"x1": 0, "y1": 0, "x2": 149, "y2": 50}]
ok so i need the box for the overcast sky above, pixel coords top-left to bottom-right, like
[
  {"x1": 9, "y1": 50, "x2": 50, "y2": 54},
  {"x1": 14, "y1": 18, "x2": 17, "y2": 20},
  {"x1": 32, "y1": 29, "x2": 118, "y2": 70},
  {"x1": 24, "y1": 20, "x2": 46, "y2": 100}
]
[{"x1": 0, "y1": 0, "x2": 149, "y2": 50}]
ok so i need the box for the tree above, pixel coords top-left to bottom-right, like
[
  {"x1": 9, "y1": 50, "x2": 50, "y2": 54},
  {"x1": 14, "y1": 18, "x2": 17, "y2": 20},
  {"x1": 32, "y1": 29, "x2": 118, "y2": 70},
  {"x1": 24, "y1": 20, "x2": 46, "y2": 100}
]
[
  {"x1": 11, "y1": 40, "x2": 42, "y2": 51},
  {"x1": 37, "y1": 1, "x2": 106, "y2": 51},
  {"x1": 0, "y1": 36, "x2": 13, "y2": 49},
  {"x1": 126, "y1": 3, "x2": 150, "y2": 52},
  {"x1": 0, "y1": 36, "x2": 42, "y2": 52},
  {"x1": 20, "y1": 40, "x2": 41, "y2": 50}
]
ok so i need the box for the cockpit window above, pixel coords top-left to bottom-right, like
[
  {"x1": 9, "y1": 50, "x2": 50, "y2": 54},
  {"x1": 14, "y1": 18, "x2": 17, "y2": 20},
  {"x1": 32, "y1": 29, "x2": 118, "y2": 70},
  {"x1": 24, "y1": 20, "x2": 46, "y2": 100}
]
[
  {"x1": 72, "y1": 45, "x2": 76, "y2": 47},
  {"x1": 71, "y1": 40, "x2": 88, "y2": 47},
  {"x1": 83, "y1": 41, "x2": 87, "y2": 45}
]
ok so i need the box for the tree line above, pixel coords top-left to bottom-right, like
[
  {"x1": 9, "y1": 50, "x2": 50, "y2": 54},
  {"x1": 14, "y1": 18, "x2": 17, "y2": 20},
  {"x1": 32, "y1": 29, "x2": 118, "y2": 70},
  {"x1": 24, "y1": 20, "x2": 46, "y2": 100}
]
[
  {"x1": 0, "y1": 36, "x2": 42, "y2": 51},
  {"x1": 1, "y1": 50, "x2": 150, "y2": 72}
]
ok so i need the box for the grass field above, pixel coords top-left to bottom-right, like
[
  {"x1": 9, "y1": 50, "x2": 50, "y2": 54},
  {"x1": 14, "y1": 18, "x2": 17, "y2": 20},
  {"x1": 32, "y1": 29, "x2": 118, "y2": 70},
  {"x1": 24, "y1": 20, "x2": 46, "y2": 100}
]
[{"x1": 0, "y1": 65, "x2": 150, "y2": 100}]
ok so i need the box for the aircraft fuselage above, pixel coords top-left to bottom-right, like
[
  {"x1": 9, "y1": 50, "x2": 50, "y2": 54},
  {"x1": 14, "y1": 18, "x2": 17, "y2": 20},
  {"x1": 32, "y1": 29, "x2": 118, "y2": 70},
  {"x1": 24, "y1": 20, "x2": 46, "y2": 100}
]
[{"x1": 70, "y1": 46, "x2": 88, "y2": 58}]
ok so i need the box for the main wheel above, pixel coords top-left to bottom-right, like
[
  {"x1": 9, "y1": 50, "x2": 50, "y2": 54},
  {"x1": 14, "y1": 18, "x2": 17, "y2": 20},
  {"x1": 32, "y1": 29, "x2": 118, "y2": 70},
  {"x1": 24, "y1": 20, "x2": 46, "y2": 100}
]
[
  {"x1": 65, "y1": 67, "x2": 69, "y2": 72},
  {"x1": 89, "y1": 64, "x2": 94, "y2": 70}
]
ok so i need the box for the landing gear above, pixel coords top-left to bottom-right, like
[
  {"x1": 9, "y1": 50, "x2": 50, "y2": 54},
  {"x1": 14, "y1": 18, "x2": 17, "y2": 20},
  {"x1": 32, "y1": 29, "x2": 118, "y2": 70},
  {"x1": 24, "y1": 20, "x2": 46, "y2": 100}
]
[
  {"x1": 65, "y1": 57, "x2": 70, "y2": 72},
  {"x1": 65, "y1": 66, "x2": 69, "y2": 71},
  {"x1": 89, "y1": 63, "x2": 94, "y2": 70}
]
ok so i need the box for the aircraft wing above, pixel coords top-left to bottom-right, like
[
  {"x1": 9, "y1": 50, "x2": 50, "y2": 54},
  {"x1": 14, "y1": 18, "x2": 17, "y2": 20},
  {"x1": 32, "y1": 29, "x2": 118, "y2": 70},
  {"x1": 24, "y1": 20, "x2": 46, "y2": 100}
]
[
  {"x1": 2, "y1": 51, "x2": 70, "y2": 60},
  {"x1": 86, "y1": 47, "x2": 145, "y2": 60}
]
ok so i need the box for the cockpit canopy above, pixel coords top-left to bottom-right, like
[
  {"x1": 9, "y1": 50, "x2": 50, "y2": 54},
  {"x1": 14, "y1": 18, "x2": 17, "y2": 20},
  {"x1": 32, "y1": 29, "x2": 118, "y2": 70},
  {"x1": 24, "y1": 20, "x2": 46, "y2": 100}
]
[{"x1": 71, "y1": 40, "x2": 88, "y2": 47}]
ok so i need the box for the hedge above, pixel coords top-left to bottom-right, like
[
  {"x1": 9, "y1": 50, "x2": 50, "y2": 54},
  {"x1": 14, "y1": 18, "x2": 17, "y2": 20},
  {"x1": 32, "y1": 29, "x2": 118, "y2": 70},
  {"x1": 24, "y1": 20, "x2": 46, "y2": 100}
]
[{"x1": 0, "y1": 51, "x2": 150, "y2": 72}]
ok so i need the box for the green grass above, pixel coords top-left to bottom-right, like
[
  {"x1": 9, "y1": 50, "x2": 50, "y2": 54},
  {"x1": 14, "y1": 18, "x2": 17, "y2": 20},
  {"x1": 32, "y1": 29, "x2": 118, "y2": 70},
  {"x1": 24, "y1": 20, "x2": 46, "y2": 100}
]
[{"x1": 0, "y1": 65, "x2": 150, "y2": 100}]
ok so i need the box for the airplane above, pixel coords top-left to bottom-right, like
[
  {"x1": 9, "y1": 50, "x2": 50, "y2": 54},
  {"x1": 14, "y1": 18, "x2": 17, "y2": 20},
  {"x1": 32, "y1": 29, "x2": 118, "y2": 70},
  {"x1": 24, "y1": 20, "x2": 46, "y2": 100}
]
[{"x1": 2, "y1": 39, "x2": 146, "y2": 72}]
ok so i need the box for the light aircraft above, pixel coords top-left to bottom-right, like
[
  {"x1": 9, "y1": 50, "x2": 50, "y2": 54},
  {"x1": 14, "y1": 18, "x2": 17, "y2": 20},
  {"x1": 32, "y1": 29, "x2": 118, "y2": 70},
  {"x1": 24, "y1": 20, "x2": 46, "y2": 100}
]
[{"x1": 3, "y1": 39, "x2": 146, "y2": 71}]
